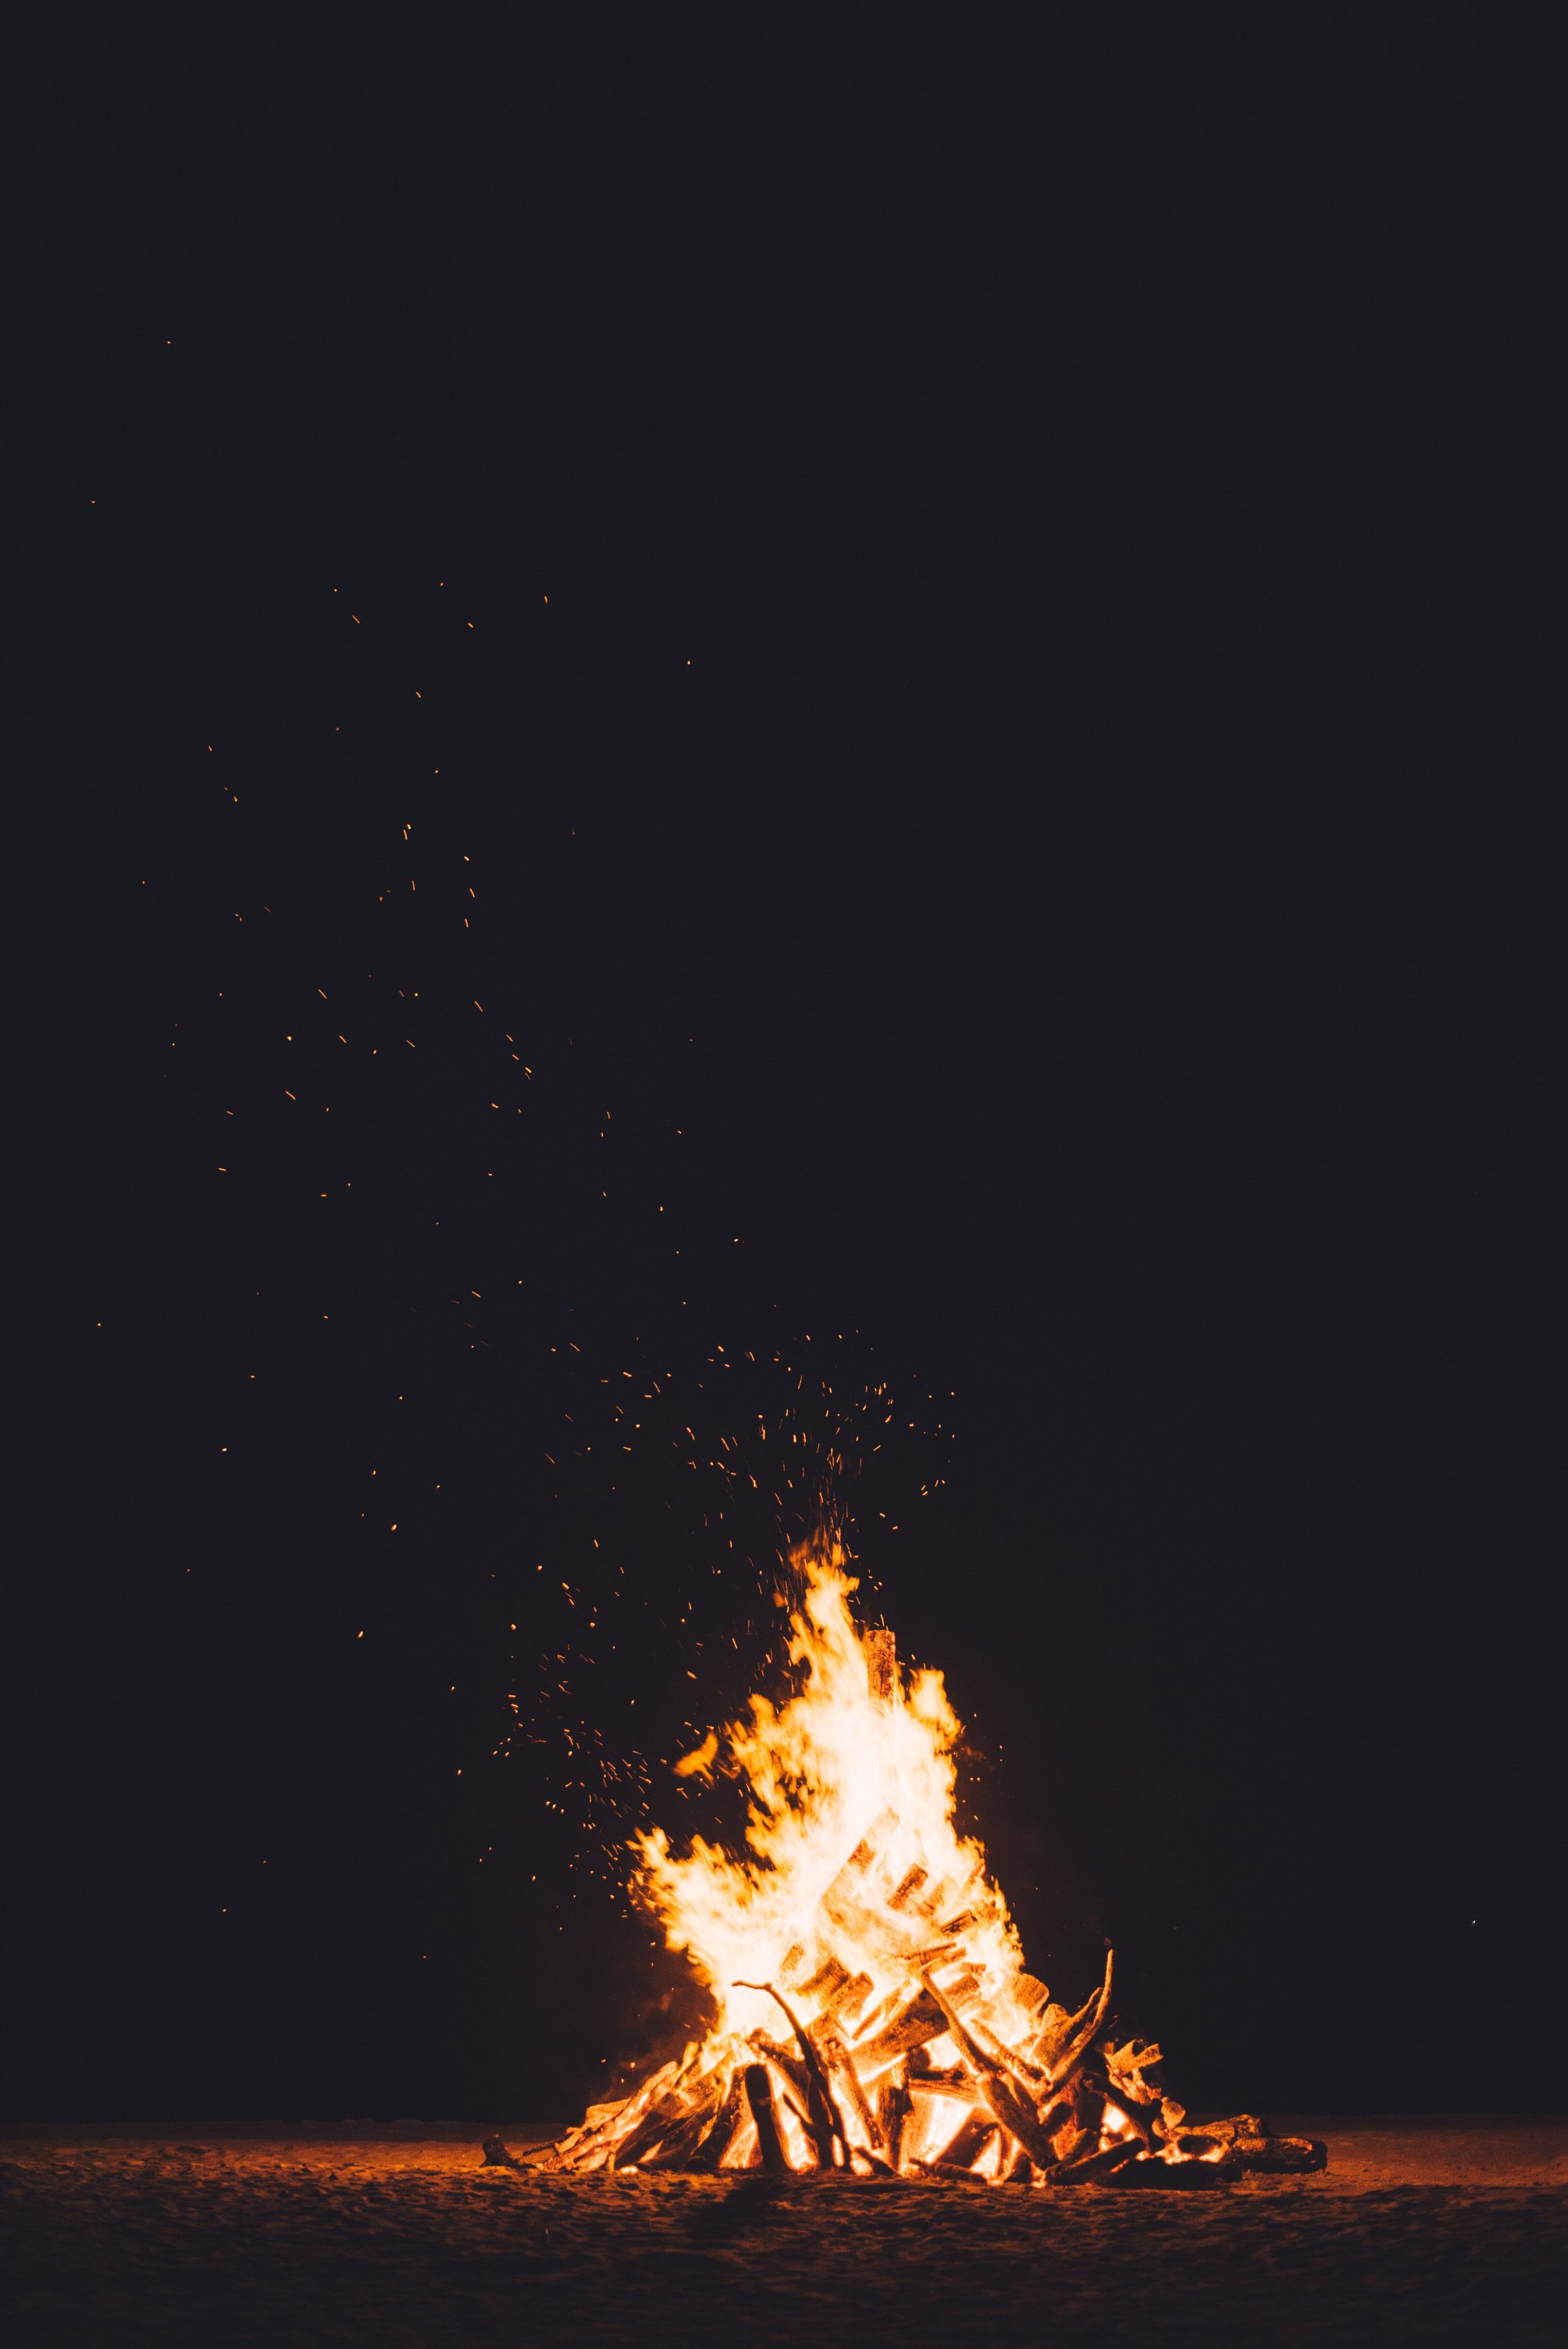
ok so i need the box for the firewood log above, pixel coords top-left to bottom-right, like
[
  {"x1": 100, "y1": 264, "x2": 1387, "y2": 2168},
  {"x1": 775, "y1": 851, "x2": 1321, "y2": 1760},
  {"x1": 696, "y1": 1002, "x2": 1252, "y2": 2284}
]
[
  {"x1": 1069, "y1": 2085, "x2": 1107, "y2": 2141},
  {"x1": 1013, "y1": 1973, "x2": 1050, "y2": 2017},
  {"x1": 1096, "y1": 2088, "x2": 1157, "y2": 2152},
  {"x1": 918, "y1": 1972, "x2": 1064, "y2": 2173},
  {"x1": 828, "y1": 1969, "x2": 874, "y2": 2028},
  {"x1": 803, "y1": 1804, "x2": 901, "y2": 1954},
  {"x1": 609, "y1": 2053, "x2": 727, "y2": 2168},
  {"x1": 564, "y1": 2057, "x2": 680, "y2": 2169},
  {"x1": 1032, "y1": 1973, "x2": 1104, "y2": 2072},
  {"x1": 851, "y1": 1987, "x2": 947, "y2": 2073},
  {"x1": 1110, "y1": 2154, "x2": 1238, "y2": 2189},
  {"x1": 736, "y1": 1981, "x2": 850, "y2": 2167},
  {"x1": 834, "y1": 1806, "x2": 900, "y2": 1884},
  {"x1": 864, "y1": 1627, "x2": 896, "y2": 1703},
  {"x1": 1188, "y1": 2113, "x2": 1263, "y2": 2144},
  {"x1": 688, "y1": 2069, "x2": 750, "y2": 2169},
  {"x1": 764, "y1": 2063, "x2": 818, "y2": 2155},
  {"x1": 1042, "y1": 1950, "x2": 1114, "y2": 2087},
  {"x1": 642, "y1": 2116, "x2": 713, "y2": 2169},
  {"x1": 911, "y1": 1875, "x2": 956, "y2": 1926},
  {"x1": 1046, "y1": 2137, "x2": 1142, "y2": 2186},
  {"x1": 973, "y1": 2065, "x2": 1061, "y2": 2172},
  {"x1": 1033, "y1": 2093, "x2": 1078, "y2": 2154},
  {"x1": 796, "y1": 1952, "x2": 853, "y2": 2006},
  {"x1": 811, "y1": 2020, "x2": 881, "y2": 2148},
  {"x1": 926, "y1": 1964, "x2": 983, "y2": 2009},
  {"x1": 1103, "y1": 2037, "x2": 1164, "y2": 2105},
  {"x1": 612, "y1": 2101, "x2": 688, "y2": 2169},
  {"x1": 1064, "y1": 1962, "x2": 1112, "y2": 2041},
  {"x1": 932, "y1": 2110, "x2": 999, "y2": 2171},
  {"x1": 547, "y1": 2101, "x2": 622, "y2": 2160},
  {"x1": 1232, "y1": 2135, "x2": 1327, "y2": 2173},
  {"x1": 888, "y1": 1864, "x2": 928, "y2": 1911},
  {"x1": 747, "y1": 2030, "x2": 811, "y2": 2107},
  {"x1": 1029, "y1": 2003, "x2": 1073, "y2": 2068},
  {"x1": 743, "y1": 2064, "x2": 791, "y2": 2174},
  {"x1": 906, "y1": 2060, "x2": 970, "y2": 2090},
  {"x1": 878, "y1": 2067, "x2": 914, "y2": 2171},
  {"x1": 642, "y1": 2071, "x2": 732, "y2": 2168},
  {"x1": 964, "y1": 2013, "x2": 1045, "y2": 2087},
  {"x1": 903, "y1": 1940, "x2": 962, "y2": 1970},
  {"x1": 851, "y1": 1987, "x2": 907, "y2": 2044},
  {"x1": 822, "y1": 1884, "x2": 933, "y2": 1966}
]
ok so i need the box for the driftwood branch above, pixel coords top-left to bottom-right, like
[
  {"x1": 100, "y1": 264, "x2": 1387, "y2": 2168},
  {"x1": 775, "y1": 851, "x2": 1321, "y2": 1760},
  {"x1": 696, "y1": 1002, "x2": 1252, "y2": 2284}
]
[{"x1": 1042, "y1": 1949, "x2": 1114, "y2": 2087}]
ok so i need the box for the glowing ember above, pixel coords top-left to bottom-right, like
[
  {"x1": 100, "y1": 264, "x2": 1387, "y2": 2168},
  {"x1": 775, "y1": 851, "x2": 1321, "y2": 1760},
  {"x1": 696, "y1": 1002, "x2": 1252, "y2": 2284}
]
[{"x1": 531, "y1": 1535, "x2": 1324, "y2": 2184}]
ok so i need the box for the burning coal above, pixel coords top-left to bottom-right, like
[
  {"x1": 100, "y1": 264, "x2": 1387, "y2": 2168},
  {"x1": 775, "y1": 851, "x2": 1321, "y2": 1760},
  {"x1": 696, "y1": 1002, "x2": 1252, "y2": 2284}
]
[{"x1": 528, "y1": 1535, "x2": 1322, "y2": 2184}]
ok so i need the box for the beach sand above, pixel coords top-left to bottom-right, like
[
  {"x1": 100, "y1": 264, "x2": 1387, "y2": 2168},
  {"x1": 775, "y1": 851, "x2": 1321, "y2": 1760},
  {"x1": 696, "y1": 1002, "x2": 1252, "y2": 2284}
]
[{"x1": 3, "y1": 2116, "x2": 1563, "y2": 2346}]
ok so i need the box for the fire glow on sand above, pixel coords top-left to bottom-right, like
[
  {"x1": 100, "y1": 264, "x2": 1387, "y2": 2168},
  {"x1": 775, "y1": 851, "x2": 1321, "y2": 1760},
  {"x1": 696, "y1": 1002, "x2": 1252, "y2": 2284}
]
[{"x1": 521, "y1": 1535, "x2": 1325, "y2": 2187}]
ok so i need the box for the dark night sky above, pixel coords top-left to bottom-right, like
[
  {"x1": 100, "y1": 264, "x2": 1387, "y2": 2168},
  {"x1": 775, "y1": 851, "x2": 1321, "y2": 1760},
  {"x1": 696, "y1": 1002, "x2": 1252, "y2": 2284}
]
[{"x1": 12, "y1": 12, "x2": 1561, "y2": 2123}]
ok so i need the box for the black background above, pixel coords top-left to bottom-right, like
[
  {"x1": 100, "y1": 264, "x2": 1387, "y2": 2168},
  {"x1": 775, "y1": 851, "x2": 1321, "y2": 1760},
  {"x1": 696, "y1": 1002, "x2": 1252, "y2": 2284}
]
[{"x1": 12, "y1": 9, "x2": 1561, "y2": 2123}]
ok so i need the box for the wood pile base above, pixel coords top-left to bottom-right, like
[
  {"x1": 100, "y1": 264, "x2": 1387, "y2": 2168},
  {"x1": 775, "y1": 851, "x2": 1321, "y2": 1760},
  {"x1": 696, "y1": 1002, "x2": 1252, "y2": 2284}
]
[{"x1": 524, "y1": 1790, "x2": 1327, "y2": 2189}]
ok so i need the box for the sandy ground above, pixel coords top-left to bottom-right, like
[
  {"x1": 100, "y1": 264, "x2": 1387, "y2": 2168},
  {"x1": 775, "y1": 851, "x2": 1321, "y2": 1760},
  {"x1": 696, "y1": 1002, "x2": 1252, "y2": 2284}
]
[{"x1": 2, "y1": 2118, "x2": 1563, "y2": 2347}]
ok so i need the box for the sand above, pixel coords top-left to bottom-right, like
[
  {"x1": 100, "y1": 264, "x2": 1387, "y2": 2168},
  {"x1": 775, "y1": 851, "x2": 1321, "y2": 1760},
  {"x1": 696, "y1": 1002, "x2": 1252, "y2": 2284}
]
[{"x1": 2, "y1": 2118, "x2": 1563, "y2": 2345}]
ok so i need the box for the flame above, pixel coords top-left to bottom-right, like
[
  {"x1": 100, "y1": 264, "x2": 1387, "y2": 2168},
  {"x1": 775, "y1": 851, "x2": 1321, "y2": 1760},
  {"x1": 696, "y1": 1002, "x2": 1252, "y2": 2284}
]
[{"x1": 632, "y1": 1532, "x2": 1027, "y2": 2050}]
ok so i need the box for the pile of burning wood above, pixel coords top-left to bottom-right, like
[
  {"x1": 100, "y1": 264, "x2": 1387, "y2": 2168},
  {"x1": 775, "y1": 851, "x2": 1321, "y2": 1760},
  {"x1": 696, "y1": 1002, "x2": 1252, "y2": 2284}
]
[
  {"x1": 522, "y1": 1542, "x2": 1324, "y2": 2187},
  {"x1": 531, "y1": 1809, "x2": 1322, "y2": 2185}
]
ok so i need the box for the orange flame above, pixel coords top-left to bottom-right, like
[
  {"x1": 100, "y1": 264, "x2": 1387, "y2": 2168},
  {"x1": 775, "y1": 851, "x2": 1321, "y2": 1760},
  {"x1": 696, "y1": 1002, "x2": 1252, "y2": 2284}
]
[{"x1": 632, "y1": 1533, "x2": 1030, "y2": 2051}]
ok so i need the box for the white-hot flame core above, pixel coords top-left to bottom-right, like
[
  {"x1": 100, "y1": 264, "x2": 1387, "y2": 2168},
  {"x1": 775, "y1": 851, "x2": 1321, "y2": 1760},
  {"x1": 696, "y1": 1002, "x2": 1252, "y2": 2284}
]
[{"x1": 632, "y1": 1535, "x2": 1028, "y2": 2048}]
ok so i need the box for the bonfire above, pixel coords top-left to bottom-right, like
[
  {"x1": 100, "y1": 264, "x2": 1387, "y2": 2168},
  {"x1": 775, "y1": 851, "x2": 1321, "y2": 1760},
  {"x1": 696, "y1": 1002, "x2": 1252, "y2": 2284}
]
[{"x1": 526, "y1": 1537, "x2": 1322, "y2": 2185}]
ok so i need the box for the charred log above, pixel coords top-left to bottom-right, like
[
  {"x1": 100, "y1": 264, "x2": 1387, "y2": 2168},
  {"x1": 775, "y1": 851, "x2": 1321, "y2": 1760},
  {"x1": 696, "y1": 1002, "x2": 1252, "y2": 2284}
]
[
  {"x1": 811, "y1": 2019, "x2": 881, "y2": 2148},
  {"x1": 1096, "y1": 2089, "x2": 1157, "y2": 2152},
  {"x1": 689, "y1": 2070, "x2": 750, "y2": 2170},
  {"x1": 920, "y1": 1973, "x2": 1064, "y2": 2173},
  {"x1": 796, "y1": 1952, "x2": 853, "y2": 2007},
  {"x1": 851, "y1": 1987, "x2": 947, "y2": 2073},
  {"x1": 557, "y1": 2059, "x2": 685, "y2": 2173},
  {"x1": 1182, "y1": 2112, "x2": 1263, "y2": 2146},
  {"x1": 1233, "y1": 2135, "x2": 1328, "y2": 2173},
  {"x1": 1110, "y1": 2154, "x2": 1240, "y2": 2189},
  {"x1": 643, "y1": 2076, "x2": 730, "y2": 2168},
  {"x1": 747, "y1": 2030, "x2": 811, "y2": 2108},
  {"x1": 1047, "y1": 2137, "x2": 1142, "y2": 2186},
  {"x1": 743, "y1": 2064, "x2": 790, "y2": 2174},
  {"x1": 736, "y1": 1981, "x2": 851, "y2": 2168},
  {"x1": 906, "y1": 2058, "x2": 971, "y2": 2090},
  {"x1": 932, "y1": 2109, "x2": 999, "y2": 2171},
  {"x1": 878, "y1": 2068, "x2": 914, "y2": 2172},
  {"x1": 1042, "y1": 1950, "x2": 1114, "y2": 2088}
]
